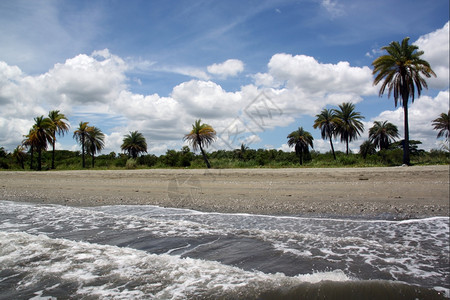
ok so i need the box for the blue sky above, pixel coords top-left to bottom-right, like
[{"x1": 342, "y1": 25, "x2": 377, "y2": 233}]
[{"x1": 0, "y1": 0, "x2": 449, "y2": 155}]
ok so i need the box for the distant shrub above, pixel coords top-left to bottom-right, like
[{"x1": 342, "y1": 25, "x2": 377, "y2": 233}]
[
  {"x1": 337, "y1": 155, "x2": 358, "y2": 166},
  {"x1": 378, "y1": 149, "x2": 403, "y2": 166},
  {"x1": 126, "y1": 158, "x2": 137, "y2": 169},
  {"x1": 138, "y1": 154, "x2": 158, "y2": 167},
  {"x1": 115, "y1": 155, "x2": 128, "y2": 167},
  {"x1": 0, "y1": 159, "x2": 9, "y2": 169}
]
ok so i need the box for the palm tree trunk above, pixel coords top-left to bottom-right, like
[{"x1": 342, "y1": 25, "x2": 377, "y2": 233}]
[
  {"x1": 51, "y1": 140, "x2": 56, "y2": 169},
  {"x1": 30, "y1": 147, "x2": 34, "y2": 170},
  {"x1": 299, "y1": 149, "x2": 303, "y2": 165},
  {"x1": 81, "y1": 135, "x2": 86, "y2": 168},
  {"x1": 346, "y1": 137, "x2": 349, "y2": 155},
  {"x1": 329, "y1": 133, "x2": 336, "y2": 160},
  {"x1": 403, "y1": 101, "x2": 410, "y2": 165},
  {"x1": 199, "y1": 145, "x2": 211, "y2": 168},
  {"x1": 37, "y1": 146, "x2": 42, "y2": 171},
  {"x1": 92, "y1": 153, "x2": 95, "y2": 168}
]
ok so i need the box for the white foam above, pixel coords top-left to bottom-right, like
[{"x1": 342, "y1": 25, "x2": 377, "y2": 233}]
[{"x1": 0, "y1": 231, "x2": 352, "y2": 299}]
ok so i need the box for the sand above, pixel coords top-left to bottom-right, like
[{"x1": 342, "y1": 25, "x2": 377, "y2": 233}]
[{"x1": 0, "y1": 165, "x2": 449, "y2": 219}]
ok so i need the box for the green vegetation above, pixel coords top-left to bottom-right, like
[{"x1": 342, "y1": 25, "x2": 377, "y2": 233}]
[{"x1": 0, "y1": 145, "x2": 448, "y2": 171}]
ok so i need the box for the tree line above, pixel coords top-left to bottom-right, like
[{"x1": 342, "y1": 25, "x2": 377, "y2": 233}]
[{"x1": 1, "y1": 36, "x2": 449, "y2": 170}]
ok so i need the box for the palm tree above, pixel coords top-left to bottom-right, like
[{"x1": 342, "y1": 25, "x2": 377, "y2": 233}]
[
  {"x1": 73, "y1": 121, "x2": 92, "y2": 168},
  {"x1": 121, "y1": 131, "x2": 148, "y2": 159},
  {"x1": 287, "y1": 127, "x2": 314, "y2": 165},
  {"x1": 184, "y1": 119, "x2": 216, "y2": 168},
  {"x1": 85, "y1": 126, "x2": 105, "y2": 168},
  {"x1": 13, "y1": 145, "x2": 27, "y2": 169},
  {"x1": 22, "y1": 128, "x2": 38, "y2": 170},
  {"x1": 372, "y1": 37, "x2": 436, "y2": 165},
  {"x1": 369, "y1": 121, "x2": 399, "y2": 150},
  {"x1": 432, "y1": 110, "x2": 450, "y2": 141},
  {"x1": 313, "y1": 108, "x2": 337, "y2": 160},
  {"x1": 359, "y1": 140, "x2": 376, "y2": 159},
  {"x1": 32, "y1": 116, "x2": 53, "y2": 171},
  {"x1": 333, "y1": 102, "x2": 364, "y2": 155},
  {"x1": 48, "y1": 110, "x2": 70, "y2": 169},
  {"x1": 235, "y1": 143, "x2": 250, "y2": 161}
]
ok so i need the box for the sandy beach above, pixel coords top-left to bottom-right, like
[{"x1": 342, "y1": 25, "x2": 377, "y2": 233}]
[{"x1": 0, "y1": 165, "x2": 448, "y2": 219}]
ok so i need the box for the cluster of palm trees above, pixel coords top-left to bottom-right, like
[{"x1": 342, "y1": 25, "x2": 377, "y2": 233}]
[
  {"x1": 286, "y1": 37, "x2": 440, "y2": 166},
  {"x1": 20, "y1": 111, "x2": 106, "y2": 170},
  {"x1": 73, "y1": 122, "x2": 105, "y2": 168},
  {"x1": 287, "y1": 102, "x2": 365, "y2": 165},
  {"x1": 19, "y1": 109, "x2": 152, "y2": 170},
  {"x1": 287, "y1": 102, "x2": 401, "y2": 165},
  {"x1": 22, "y1": 110, "x2": 70, "y2": 171}
]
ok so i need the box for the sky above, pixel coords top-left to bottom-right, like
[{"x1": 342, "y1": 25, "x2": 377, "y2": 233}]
[{"x1": 0, "y1": 0, "x2": 449, "y2": 156}]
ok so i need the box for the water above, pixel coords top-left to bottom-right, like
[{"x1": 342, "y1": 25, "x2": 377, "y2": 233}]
[{"x1": 0, "y1": 200, "x2": 448, "y2": 299}]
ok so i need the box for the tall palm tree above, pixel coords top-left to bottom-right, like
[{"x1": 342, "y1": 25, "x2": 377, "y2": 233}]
[
  {"x1": 313, "y1": 108, "x2": 337, "y2": 160},
  {"x1": 372, "y1": 37, "x2": 436, "y2": 165},
  {"x1": 13, "y1": 145, "x2": 27, "y2": 169},
  {"x1": 369, "y1": 121, "x2": 399, "y2": 150},
  {"x1": 432, "y1": 110, "x2": 450, "y2": 141},
  {"x1": 121, "y1": 131, "x2": 148, "y2": 159},
  {"x1": 73, "y1": 121, "x2": 92, "y2": 168},
  {"x1": 85, "y1": 126, "x2": 105, "y2": 168},
  {"x1": 287, "y1": 127, "x2": 314, "y2": 165},
  {"x1": 333, "y1": 102, "x2": 364, "y2": 155},
  {"x1": 48, "y1": 110, "x2": 70, "y2": 169},
  {"x1": 32, "y1": 116, "x2": 53, "y2": 171},
  {"x1": 184, "y1": 119, "x2": 216, "y2": 168}
]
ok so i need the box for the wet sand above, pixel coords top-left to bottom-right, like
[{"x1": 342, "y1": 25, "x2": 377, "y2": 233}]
[{"x1": 0, "y1": 165, "x2": 448, "y2": 219}]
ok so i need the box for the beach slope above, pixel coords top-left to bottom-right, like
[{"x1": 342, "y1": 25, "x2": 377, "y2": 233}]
[{"x1": 1, "y1": 165, "x2": 448, "y2": 219}]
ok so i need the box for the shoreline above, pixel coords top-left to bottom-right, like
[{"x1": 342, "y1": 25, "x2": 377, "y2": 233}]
[{"x1": 1, "y1": 165, "x2": 449, "y2": 220}]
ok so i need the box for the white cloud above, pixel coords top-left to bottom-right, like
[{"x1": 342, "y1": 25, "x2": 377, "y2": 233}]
[
  {"x1": 414, "y1": 22, "x2": 449, "y2": 90},
  {"x1": 167, "y1": 66, "x2": 210, "y2": 80},
  {"x1": 320, "y1": 0, "x2": 345, "y2": 18},
  {"x1": 267, "y1": 54, "x2": 375, "y2": 95},
  {"x1": 247, "y1": 53, "x2": 376, "y2": 125},
  {"x1": 278, "y1": 143, "x2": 293, "y2": 152},
  {"x1": 370, "y1": 90, "x2": 449, "y2": 150},
  {"x1": 207, "y1": 59, "x2": 244, "y2": 78},
  {"x1": 171, "y1": 80, "x2": 242, "y2": 119}
]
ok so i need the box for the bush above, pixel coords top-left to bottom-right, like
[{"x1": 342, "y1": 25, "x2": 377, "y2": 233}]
[
  {"x1": 125, "y1": 158, "x2": 137, "y2": 169},
  {"x1": 337, "y1": 155, "x2": 358, "y2": 166},
  {"x1": 378, "y1": 149, "x2": 403, "y2": 166},
  {"x1": 115, "y1": 155, "x2": 128, "y2": 167},
  {"x1": 0, "y1": 158, "x2": 9, "y2": 169},
  {"x1": 138, "y1": 154, "x2": 158, "y2": 167}
]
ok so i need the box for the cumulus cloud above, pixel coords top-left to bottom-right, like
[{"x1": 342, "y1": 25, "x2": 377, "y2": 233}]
[
  {"x1": 370, "y1": 90, "x2": 449, "y2": 150},
  {"x1": 248, "y1": 53, "x2": 376, "y2": 123},
  {"x1": 171, "y1": 80, "x2": 242, "y2": 119},
  {"x1": 1, "y1": 20, "x2": 447, "y2": 155},
  {"x1": 414, "y1": 22, "x2": 449, "y2": 90},
  {"x1": 207, "y1": 59, "x2": 244, "y2": 78}
]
